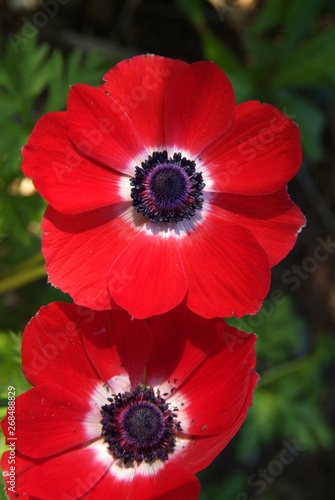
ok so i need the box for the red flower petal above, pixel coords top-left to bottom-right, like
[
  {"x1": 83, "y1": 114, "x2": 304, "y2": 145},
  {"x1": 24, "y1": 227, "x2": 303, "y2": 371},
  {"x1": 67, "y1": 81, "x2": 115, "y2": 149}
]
[
  {"x1": 180, "y1": 213, "x2": 271, "y2": 318},
  {"x1": 22, "y1": 302, "x2": 100, "y2": 392},
  {"x1": 22, "y1": 112, "x2": 126, "y2": 214},
  {"x1": 179, "y1": 325, "x2": 257, "y2": 437},
  {"x1": 169, "y1": 326, "x2": 258, "y2": 473},
  {"x1": 2, "y1": 384, "x2": 94, "y2": 458},
  {"x1": 67, "y1": 84, "x2": 145, "y2": 175},
  {"x1": 176, "y1": 423, "x2": 252, "y2": 473},
  {"x1": 109, "y1": 228, "x2": 188, "y2": 318},
  {"x1": 165, "y1": 62, "x2": 235, "y2": 155},
  {"x1": 86, "y1": 463, "x2": 200, "y2": 500},
  {"x1": 212, "y1": 188, "x2": 306, "y2": 266},
  {"x1": 23, "y1": 444, "x2": 111, "y2": 500},
  {"x1": 81, "y1": 309, "x2": 152, "y2": 387},
  {"x1": 102, "y1": 54, "x2": 188, "y2": 148},
  {"x1": 20, "y1": 56, "x2": 304, "y2": 319},
  {"x1": 42, "y1": 205, "x2": 139, "y2": 310},
  {"x1": 145, "y1": 305, "x2": 216, "y2": 388},
  {"x1": 1, "y1": 304, "x2": 258, "y2": 498},
  {"x1": 202, "y1": 101, "x2": 302, "y2": 195}
]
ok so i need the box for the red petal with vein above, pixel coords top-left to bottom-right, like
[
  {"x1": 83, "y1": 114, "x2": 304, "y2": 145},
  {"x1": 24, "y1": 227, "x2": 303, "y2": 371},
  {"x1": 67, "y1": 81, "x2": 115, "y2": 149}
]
[
  {"x1": 0, "y1": 303, "x2": 258, "y2": 498},
  {"x1": 178, "y1": 368, "x2": 259, "y2": 472},
  {"x1": 170, "y1": 329, "x2": 258, "y2": 473},
  {"x1": 42, "y1": 205, "x2": 138, "y2": 310},
  {"x1": 176, "y1": 414, "x2": 256, "y2": 473},
  {"x1": 22, "y1": 302, "x2": 100, "y2": 391},
  {"x1": 23, "y1": 444, "x2": 111, "y2": 500},
  {"x1": 203, "y1": 101, "x2": 302, "y2": 195},
  {"x1": 2, "y1": 385, "x2": 94, "y2": 458},
  {"x1": 212, "y1": 188, "x2": 306, "y2": 266},
  {"x1": 180, "y1": 326, "x2": 257, "y2": 436},
  {"x1": 165, "y1": 62, "x2": 235, "y2": 155},
  {"x1": 22, "y1": 112, "x2": 126, "y2": 214},
  {"x1": 146, "y1": 305, "x2": 215, "y2": 388},
  {"x1": 109, "y1": 229, "x2": 188, "y2": 318},
  {"x1": 86, "y1": 464, "x2": 200, "y2": 500},
  {"x1": 67, "y1": 84, "x2": 145, "y2": 175},
  {"x1": 102, "y1": 54, "x2": 188, "y2": 148},
  {"x1": 180, "y1": 213, "x2": 271, "y2": 318},
  {"x1": 81, "y1": 309, "x2": 152, "y2": 387}
]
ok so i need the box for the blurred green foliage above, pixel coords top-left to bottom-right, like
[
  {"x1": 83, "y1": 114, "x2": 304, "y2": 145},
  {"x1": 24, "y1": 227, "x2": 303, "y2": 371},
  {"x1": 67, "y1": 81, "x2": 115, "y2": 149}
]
[
  {"x1": 0, "y1": 31, "x2": 114, "y2": 330},
  {"x1": 0, "y1": 31, "x2": 112, "y2": 265},
  {"x1": 202, "y1": 297, "x2": 334, "y2": 499},
  {"x1": 177, "y1": 0, "x2": 335, "y2": 160},
  {"x1": 235, "y1": 298, "x2": 333, "y2": 456},
  {"x1": 1, "y1": 0, "x2": 335, "y2": 499}
]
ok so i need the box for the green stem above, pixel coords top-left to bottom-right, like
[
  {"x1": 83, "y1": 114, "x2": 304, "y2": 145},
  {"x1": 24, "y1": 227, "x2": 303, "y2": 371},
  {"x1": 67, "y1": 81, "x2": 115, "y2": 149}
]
[
  {"x1": 0, "y1": 263, "x2": 46, "y2": 295},
  {"x1": 259, "y1": 357, "x2": 312, "y2": 387},
  {"x1": 14, "y1": 251, "x2": 44, "y2": 271}
]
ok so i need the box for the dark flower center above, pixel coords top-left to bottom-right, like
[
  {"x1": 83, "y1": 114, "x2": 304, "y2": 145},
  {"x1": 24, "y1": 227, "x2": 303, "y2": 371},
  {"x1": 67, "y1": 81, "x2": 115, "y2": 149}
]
[
  {"x1": 130, "y1": 151, "x2": 205, "y2": 224},
  {"x1": 100, "y1": 385, "x2": 182, "y2": 465},
  {"x1": 122, "y1": 402, "x2": 165, "y2": 445}
]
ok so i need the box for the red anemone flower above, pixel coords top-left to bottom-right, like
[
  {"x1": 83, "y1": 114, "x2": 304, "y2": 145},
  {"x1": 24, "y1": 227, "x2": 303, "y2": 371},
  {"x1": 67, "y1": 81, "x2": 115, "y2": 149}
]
[
  {"x1": 1, "y1": 302, "x2": 257, "y2": 500},
  {"x1": 22, "y1": 55, "x2": 305, "y2": 318}
]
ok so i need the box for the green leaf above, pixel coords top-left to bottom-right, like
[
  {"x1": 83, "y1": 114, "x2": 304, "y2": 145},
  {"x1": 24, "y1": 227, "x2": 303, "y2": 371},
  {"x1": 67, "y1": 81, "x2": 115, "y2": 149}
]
[
  {"x1": 4, "y1": 34, "x2": 51, "y2": 99},
  {"x1": 242, "y1": 31, "x2": 278, "y2": 69},
  {"x1": 201, "y1": 31, "x2": 244, "y2": 74},
  {"x1": 283, "y1": 0, "x2": 326, "y2": 53},
  {"x1": 229, "y1": 296, "x2": 334, "y2": 459},
  {"x1": 0, "y1": 121, "x2": 28, "y2": 177},
  {"x1": 250, "y1": 0, "x2": 290, "y2": 35},
  {"x1": 174, "y1": 0, "x2": 205, "y2": 28},
  {"x1": 200, "y1": 31, "x2": 254, "y2": 102},
  {"x1": 43, "y1": 49, "x2": 66, "y2": 112},
  {"x1": 0, "y1": 61, "x2": 12, "y2": 90},
  {"x1": 237, "y1": 332, "x2": 335, "y2": 460},
  {"x1": 44, "y1": 49, "x2": 112, "y2": 113},
  {"x1": 271, "y1": 29, "x2": 335, "y2": 87},
  {"x1": 0, "y1": 331, "x2": 31, "y2": 400},
  {"x1": 0, "y1": 93, "x2": 19, "y2": 124},
  {"x1": 228, "y1": 296, "x2": 305, "y2": 365}
]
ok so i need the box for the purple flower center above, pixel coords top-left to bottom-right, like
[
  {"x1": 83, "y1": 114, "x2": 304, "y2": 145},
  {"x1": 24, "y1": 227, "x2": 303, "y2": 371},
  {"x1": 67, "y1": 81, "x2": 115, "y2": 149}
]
[
  {"x1": 100, "y1": 385, "x2": 182, "y2": 464},
  {"x1": 121, "y1": 402, "x2": 165, "y2": 446},
  {"x1": 130, "y1": 151, "x2": 205, "y2": 224}
]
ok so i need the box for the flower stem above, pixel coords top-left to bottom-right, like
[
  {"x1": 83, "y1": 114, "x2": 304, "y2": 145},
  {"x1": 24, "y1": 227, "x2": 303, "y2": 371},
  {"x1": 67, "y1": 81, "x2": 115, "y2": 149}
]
[
  {"x1": 259, "y1": 357, "x2": 311, "y2": 387},
  {"x1": 0, "y1": 256, "x2": 46, "y2": 295}
]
